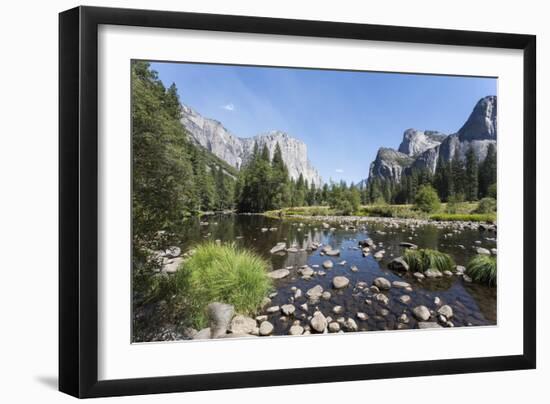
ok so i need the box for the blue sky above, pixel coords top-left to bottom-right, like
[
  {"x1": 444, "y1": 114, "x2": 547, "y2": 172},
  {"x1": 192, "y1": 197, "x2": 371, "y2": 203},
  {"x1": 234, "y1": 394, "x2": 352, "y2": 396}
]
[{"x1": 150, "y1": 61, "x2": 496, "y2": 184}]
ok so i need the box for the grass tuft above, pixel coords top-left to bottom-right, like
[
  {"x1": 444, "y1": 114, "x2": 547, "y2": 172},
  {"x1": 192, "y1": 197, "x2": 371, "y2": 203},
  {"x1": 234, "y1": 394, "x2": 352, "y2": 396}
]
[
  {"x1": 403, "y1": 248, "x2": 455, "y2": 273},
  {"x1": 430, "y1": 213, "x2": 496, "y2": 223},
  {"x1": 466, "y1": 255, "x2": 497, "y2": 287},
  {"x1": 174, "y1": 242, "x2": 272, "y2": 328}
]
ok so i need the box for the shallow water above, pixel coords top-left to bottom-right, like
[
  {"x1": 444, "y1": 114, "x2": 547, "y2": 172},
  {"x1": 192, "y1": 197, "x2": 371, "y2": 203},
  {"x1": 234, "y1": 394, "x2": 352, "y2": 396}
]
[{"x1": 134, "y1": 214, "x2": 497, "y2": 341}]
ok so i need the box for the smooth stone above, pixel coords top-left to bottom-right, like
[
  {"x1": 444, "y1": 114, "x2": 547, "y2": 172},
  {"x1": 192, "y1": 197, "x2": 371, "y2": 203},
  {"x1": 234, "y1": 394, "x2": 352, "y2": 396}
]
[
  {"x1": 412, "y1": 305, "x2": 431, "y2": 321},
  {"x1": 164, "y1": 246, "x2": 181, "y2": 258},
  {"x1": 270, "y1": 242, "x2": 286, "y2": 254},
  {"x1": 344, "y1": 318, "x2": 358, "y2": 331},
  {"x1": 443, "y1": 270, "x2": 453, "y2": 276},
  {"x1": 193, "y1": 328, "x2": 212, "y2": 339},
  {"x1": 300, "y1": 303, "x2": 308, "y2": 311},
  {"x1": 398, "y1": 313, "x2": 409, "y2": 324},
  {"x1": 229, "y1": 315, "x2": 256, "y2": 335},
  {"x1": 321, "y1": 291, "x2": 332, "y2": 300},
  {"x1": 299, "y1": 266, "x2": 314, "y2": 278},
  {"x1": 266, "y1": 306, "x2": 280, "y2": 314},
  {"x1": 434, "y1": 296, "x2": 442, "y2": 306},
  {"x1": 392, "y1": 280, "x2": 411, "y2": 289},
  {"x1": 281, "y1": 304, "x2": 296, "y2": 316},
  {"x1": 351, "y1": 265, "x2": 359, "y2": 272},
  {"x1": 437, "y1": 305, "x2": 454, "y2": 319},
  {"x1": 418, "y1": 322, "x2": 443, "y2": 329},
  {"x1": 207, "y1": 302, "x2": 235, "y2": 338},
  {"x1": 294, "y1": 289, "x2": 303, "y2": 299},
  {"x1": 256, "y1": 315, "x2": 268, "y2": 322},
  {"x1": 455, "y1": 265, "x2": 466, "y2": 274},
  {"x1": 399, "y1": 295, "x2": 411, "y2": 304},
  {"x1": 322, "y1": 260, "x2": 334, "y2": 269},
  {"x1": 259, "y1": 321, "x2": 274, "y2": 336},
  {"x1": 306, "y1": 285, "x2": 324, "y2": 300},
  {"x1": 373, "y1": 277, "x2": 391, "y2": 290},
  {"x1": 325, "y1": 249, "x2": 341, "y2": 256},
  {"x1": 357, "y1": 312, "x2": 368, "y2": 321},
  {"x1": 413, "y1": 272, "x2": 425, "y2": 280},
  {"x1": 374, "y1": 293, "x2": 390, "y2": 305},
  {"x1": 425, "y1": 268, "x2": 443, "y2": 278},
  {"x1": 310, "y1": 311, "x2": 328, "y2": 333},
  {"x1": 332, "y1": 276, "x2": 350, "y2": 289},
  {"x1": 328, "y1": 322, "x2": 341, "y2": 333},
  {"x1": 289, "y1": 325, "x2": 304, "y2": 335},
  {"x1": 332, "y1": 305, "x2": 344, "y2": 314},
  {"x1": 374, "y1": 250, "x2": 385, "y2": 260},
  {"x1": 476, "y1": 247, "x2": 491, "y2": 255},
  {"x1": 267, "y1": 268, "x2": 290, "y2": 279},
  {"x1": 388, "y1": 256, "x2": 409, "y2": 271}
]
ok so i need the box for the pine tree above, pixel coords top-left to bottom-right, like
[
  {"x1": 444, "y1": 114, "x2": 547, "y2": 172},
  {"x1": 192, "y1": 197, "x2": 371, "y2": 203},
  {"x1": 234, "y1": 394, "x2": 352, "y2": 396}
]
[
  {"x1": 450, "y1": 149, "x2": 465, "y2": 198},
  {"x1": 464, "y1": 146, "x2": 479, "y2": 201},
  {"x1": 478, "y1": 143, "x2": 497, "y2": 198}
]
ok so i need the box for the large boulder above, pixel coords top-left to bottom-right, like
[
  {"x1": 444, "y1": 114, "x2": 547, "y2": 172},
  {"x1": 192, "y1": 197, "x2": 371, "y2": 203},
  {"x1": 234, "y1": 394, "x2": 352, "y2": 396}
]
[
  {"x1": 270, "y1": 242, "x2": 287, "y2": 254},
  {"x1": 412, "y1": 305, "x2": 431, "y2": 321},
  {"x1": 310, "y1": 311, "x2": 328, "y2": 333},
  {"x1": 306, "y1": 285, "x2": 324, "y2": 300},
  {"x1": 332, "y1": 276, "x2": 350, "y2": 289},
  {"x1": 207, "y1": 302, "x2": 234, "y2": 338},
  {"x1": 229, "y1": 315, "x2": 257, "y2": 335},
  {"x1": 373, "y1": 277, "x2": 391, "y2": 290},
  {"x1": 259, "y1": 321, "x2": 274, "y2": 336},
  {"x1": 388, "y1": 257, "x2": 409, "y2": 272},
  {"x1": 267, "y1": 268, "x2": 290, "y2": 279}
]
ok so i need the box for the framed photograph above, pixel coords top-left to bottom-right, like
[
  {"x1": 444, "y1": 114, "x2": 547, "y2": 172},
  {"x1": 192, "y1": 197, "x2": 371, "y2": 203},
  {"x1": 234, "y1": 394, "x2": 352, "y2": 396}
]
[{"x1": 59, "y1": 6, "x2": 536, "y2": 398}]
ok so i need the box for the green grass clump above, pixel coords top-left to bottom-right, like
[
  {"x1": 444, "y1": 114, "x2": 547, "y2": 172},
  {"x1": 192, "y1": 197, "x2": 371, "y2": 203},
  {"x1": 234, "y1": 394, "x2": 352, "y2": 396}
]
[
  {"x1": 466, "y1": 255, "x2": 497, "y2": 286},
  {"x1": 174, "y1": 242, "x2": 272, "y2": 328},
  {"x1": 429, "y1": 213, "x2": 496, "y2": 223},
  {"x1": 403, "y1": 248, "x2": 455, "y2": 273}
]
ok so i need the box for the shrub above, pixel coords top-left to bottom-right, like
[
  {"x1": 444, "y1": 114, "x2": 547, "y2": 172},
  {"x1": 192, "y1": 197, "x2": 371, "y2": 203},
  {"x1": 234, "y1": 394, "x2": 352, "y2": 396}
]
[
  {"x1": 403, "y1": 248, "x2": 454, "y2": 273},
  {"x1": 174, "y1": 242, "x2": 272, "y2": 328},
  {"x1": 466, "y1": 255, "x2": 497, "y2": 286},
  {"x1": 488, "y1": 183, "x2": 497, "y2": 199},
  {"x1": 414, "y1": 185, "x2": 441, "y2": 213},
  {"x1": 475, "y1": 197, "x2": 497, "y2": 214},
  {"x1": 445, "y1": 193, "x2": 464, "y2": 214}
]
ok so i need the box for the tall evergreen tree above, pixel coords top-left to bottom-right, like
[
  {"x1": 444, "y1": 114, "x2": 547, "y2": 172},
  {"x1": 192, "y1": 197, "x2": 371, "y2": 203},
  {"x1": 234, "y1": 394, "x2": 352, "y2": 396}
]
[
  {"x1": 464, "y1": 146, "x2": 479, "y2": 201},
  {"x1": 478, "y1": 143, "x2": 497, "y2": 198},
  {"x1": 450, "y1": 149, "x2": 465, "y2": 198}
]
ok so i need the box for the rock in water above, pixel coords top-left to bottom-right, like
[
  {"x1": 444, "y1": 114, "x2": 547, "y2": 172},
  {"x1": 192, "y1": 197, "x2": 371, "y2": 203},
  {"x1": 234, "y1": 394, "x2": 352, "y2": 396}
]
[
  {"x1": 267, "y1": 268, "x2": 290, "y2": 279},
  {"x1": 310, "y1": 311, "x2": 328, "y2": 333},
  {"x1": 418, "y1": 322, "x2": 443, "y2": 329},
  {"x1": 289, "y1": 325, "x2": 304, "y2": 335},
  {"x1": 306, "y1": 285, "x2": 324, "y2": 300},
  {"x1": 476, "y1": 247, "x2": 491, "y2": 255},
  {"x1": 281, "y1": 304, "x2": 296, "y2": 316},
  {"x1": 322, "y1": 260, "x2": 334, "y2": 269},
  {"x1": 270, "y1": 242, "x2": 287, "y2": 254},
  {"x1": 229, "y1": 315, "x2": 257, "y2": 335},
  {"x1": 388, "y1": 257, "x2": 409, "y2": 272},
  {"x1": 437, "y1": 305, "x2": 454, "y2": 319},
  {"x1": 373, "y1": 277, "x2": 391, "y2": 290},
  {"x1": 425, "y1": 268, "x2": 443, "y2": 278},
  {"x1": 207, "y1": 303, "x2": 234, "y2": 338},
  {"x1": 193, "y1": 328, "x2": 212, "y2": 339},
  {"x1": 399, "y1": 242, "x2": 418, "y2": 249},
  {"x1": 332, "y1": 276, "x2": 350, "y2": 289},
  {"x1": 412, "y1": 305, "x2": 431, "y2": 321},
  {"x1": 259, "y1": 321, "x2": 274, "y2": 336}
]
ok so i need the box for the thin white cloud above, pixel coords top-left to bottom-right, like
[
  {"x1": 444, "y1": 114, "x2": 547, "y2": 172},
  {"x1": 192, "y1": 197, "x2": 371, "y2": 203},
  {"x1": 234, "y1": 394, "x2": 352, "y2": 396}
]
[
  {"x1": 335, "y1": 169, "x2": 344, "y2": 173},
  {"x1": 222, "y1": 103, "x2": 235, "y2": 111}
]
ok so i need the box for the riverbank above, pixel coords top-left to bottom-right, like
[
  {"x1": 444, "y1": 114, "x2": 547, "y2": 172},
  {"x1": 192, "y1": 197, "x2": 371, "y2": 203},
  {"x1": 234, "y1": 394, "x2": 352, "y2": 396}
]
[{"x1": 263, "y1": 207, "x2": 497, "y2": 230}]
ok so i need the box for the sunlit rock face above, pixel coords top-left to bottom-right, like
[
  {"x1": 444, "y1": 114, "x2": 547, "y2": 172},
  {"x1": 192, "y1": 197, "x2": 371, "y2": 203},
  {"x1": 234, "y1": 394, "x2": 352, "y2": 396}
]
[
  {"x1": 366, "y1": 96, "x2": 497, "y2": 184},
  {"x1": 180, "y1": 104, "x2": 322, "y2": 187}
]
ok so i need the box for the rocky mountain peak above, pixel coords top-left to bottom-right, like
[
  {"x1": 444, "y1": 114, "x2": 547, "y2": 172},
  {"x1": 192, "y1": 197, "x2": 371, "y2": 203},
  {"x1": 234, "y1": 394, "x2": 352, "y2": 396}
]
[
  {"x1": 457, "y1": 95, "x2": 497, "y2": 141},
  {"x1": 366, "y1": 95, "x2": 497, "y2": 185},
  {"x1": 398, "y1": 129, "x2": 447, "y2": 156},
  {"x1": 179, "y1": 104, "x2": 322, "y2": 187}
]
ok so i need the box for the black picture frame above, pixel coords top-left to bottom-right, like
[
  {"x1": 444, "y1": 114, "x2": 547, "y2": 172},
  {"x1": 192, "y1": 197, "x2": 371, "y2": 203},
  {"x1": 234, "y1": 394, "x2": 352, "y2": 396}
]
[{"x1": 59, "y1": 5, "x2": 536, "y2": 398}]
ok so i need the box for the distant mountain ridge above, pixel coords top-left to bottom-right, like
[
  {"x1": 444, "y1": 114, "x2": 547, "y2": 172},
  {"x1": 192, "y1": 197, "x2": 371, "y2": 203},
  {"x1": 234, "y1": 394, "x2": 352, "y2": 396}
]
[
  {"x1": 180, "y1": 104, "x2": 323, "y2": 187},
  {"x1": 366, "y1": 96, "x2": 497, "y2": 185}
]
